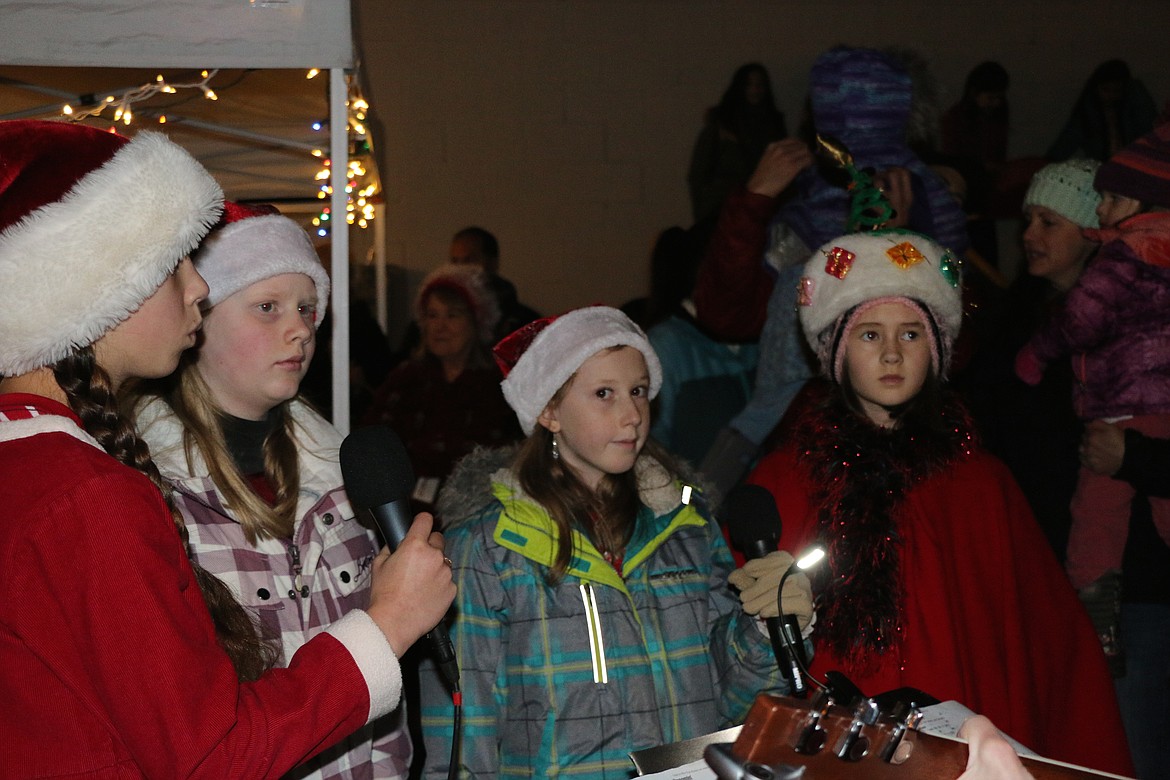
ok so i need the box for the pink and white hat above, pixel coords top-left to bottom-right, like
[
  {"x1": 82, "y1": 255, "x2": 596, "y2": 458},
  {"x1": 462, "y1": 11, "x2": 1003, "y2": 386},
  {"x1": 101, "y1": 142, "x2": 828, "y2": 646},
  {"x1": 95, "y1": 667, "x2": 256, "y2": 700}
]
[{"x1": 797, "y1": 230, "x2": 963, "y2": 381}]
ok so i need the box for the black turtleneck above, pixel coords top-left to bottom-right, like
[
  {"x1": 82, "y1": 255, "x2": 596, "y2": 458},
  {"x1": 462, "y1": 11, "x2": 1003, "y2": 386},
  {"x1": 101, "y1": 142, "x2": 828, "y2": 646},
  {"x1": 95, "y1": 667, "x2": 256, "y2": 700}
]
[{"x1": 219, "y1": 411, "x2": 277, "y2": 476}]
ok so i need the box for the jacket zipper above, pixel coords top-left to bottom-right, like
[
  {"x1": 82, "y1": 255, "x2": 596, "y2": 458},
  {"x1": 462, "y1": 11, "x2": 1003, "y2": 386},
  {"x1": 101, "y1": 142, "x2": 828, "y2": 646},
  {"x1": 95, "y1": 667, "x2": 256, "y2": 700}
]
[{"x1": 579, "y1": 582, "x2": 608, "y2": 684}]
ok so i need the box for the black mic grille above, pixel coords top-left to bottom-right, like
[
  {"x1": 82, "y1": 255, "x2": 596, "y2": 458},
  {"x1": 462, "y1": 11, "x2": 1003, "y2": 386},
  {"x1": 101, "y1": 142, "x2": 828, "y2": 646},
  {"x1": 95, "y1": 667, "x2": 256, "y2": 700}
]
[
  {"x1": 339, "y1": 425, "x2": 416, "y2": 509},
  {"x1": 723, "y1": 483, "x2": 781, "y2": 554}
]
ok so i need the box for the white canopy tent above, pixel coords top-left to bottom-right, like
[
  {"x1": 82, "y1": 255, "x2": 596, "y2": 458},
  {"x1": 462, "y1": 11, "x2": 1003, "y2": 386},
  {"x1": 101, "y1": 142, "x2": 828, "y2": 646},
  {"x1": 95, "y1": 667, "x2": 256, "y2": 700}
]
[{"x1": 0, "y1": 0, "x2": 367, "y2": 431}]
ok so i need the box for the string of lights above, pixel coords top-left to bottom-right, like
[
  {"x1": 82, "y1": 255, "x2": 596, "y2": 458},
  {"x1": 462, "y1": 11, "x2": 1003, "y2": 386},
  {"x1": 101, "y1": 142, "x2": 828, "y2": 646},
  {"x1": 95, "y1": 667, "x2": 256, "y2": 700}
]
[
  {"x1": 63, "y1": 70, "x2": 220, "y2": 126},
  {"x1": 57, "y1": 67, "x2": 379, "y2": 235},
  {"x1": 309, "y1": 72, "x2": 379, "y2": 237}
]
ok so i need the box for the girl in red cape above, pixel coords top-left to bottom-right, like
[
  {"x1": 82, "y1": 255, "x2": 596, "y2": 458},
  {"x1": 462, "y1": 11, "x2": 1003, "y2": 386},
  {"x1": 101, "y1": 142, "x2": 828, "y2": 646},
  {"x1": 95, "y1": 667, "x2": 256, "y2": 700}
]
[{"x1": 740, "y1": 229, "x2": 1133, "y2": 775}]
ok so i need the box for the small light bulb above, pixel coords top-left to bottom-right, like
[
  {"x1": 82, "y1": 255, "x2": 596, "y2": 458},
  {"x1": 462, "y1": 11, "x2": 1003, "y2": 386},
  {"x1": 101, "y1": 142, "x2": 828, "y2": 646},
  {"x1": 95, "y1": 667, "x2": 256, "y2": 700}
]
[{"x1": 306, "y1": 68, "x2": 320, "y2": 79}]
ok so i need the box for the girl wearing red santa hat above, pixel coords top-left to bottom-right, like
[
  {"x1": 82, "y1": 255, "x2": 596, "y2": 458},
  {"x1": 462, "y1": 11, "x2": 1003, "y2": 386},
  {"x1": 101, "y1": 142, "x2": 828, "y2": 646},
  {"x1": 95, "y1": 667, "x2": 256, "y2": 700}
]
[{"x1": 0, "y1": 120, "x2": 452, "y2": 778}]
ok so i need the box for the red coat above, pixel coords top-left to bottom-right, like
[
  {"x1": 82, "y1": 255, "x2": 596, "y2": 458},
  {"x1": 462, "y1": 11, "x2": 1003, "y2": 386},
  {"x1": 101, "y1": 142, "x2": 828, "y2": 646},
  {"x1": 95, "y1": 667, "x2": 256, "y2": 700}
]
[
  {"x1": 0, "y1": 394, "x2": 399, "y2": 778},
  {"x1": 749, "y1": 441, "x2": 1133, "y2": 776}
]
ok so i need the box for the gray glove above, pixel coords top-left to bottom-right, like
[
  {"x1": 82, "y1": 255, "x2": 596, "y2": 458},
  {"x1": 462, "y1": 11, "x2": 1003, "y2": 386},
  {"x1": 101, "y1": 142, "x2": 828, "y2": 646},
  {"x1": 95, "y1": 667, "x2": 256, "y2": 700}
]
[{"x1": 727, "y1": 550, "x2": 814, "y2": 629}]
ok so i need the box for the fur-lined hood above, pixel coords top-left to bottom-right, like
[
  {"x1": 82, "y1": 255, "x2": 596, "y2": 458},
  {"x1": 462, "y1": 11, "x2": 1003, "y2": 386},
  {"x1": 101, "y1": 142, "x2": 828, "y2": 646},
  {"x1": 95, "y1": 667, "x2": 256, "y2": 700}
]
[{"x1": 435, "y1": 444, "x2": 706, "y2": 529}]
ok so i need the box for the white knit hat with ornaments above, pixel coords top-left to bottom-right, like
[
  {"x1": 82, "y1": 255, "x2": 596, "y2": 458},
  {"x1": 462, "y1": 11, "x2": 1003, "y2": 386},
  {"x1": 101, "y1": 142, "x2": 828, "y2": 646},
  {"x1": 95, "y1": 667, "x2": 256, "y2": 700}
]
[
  {"x1": 0, "y1": 120, "x2": 222, "y2": 376},
  {"x1": 193, "y1": 201, "x2": 330, "y2": 327},
  {"x1": 797, "y1": 230, "x2": 963, "y2": 381},
  {"x1": 493, "y1": 305, "x2": 663, "y2": 435}
]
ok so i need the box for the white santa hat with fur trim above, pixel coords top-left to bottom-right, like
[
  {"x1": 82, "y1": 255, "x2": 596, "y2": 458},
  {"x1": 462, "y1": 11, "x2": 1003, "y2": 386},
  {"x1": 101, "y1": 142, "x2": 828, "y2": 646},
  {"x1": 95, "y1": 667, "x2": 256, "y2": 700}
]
[
  {"x1": 193, "y1": 201, "x2": 331, "y2": 326},
  {"x1": 493, "y1": 305, "x2": 663, "y2": 435}
]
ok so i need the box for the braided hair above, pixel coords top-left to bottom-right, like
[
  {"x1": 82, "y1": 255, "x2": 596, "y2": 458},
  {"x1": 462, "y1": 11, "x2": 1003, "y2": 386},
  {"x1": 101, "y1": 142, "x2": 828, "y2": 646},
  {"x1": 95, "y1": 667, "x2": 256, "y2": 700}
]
[{"x1": 53, "y1": 346, "x2": 278, "y2": 681}]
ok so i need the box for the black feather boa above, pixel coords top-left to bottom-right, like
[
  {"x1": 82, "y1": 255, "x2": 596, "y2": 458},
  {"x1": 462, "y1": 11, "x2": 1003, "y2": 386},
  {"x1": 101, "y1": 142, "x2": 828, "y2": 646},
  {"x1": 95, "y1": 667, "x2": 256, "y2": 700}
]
[{"x1": 792, "y1": 392, "x2": 977, "y2": 673}]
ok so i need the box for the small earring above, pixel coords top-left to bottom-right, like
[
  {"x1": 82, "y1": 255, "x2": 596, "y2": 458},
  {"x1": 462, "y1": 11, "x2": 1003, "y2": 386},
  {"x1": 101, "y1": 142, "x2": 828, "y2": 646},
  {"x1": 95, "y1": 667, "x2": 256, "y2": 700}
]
[{"x1": 551, "y1": 435, "x2": 560, "y2": 461}]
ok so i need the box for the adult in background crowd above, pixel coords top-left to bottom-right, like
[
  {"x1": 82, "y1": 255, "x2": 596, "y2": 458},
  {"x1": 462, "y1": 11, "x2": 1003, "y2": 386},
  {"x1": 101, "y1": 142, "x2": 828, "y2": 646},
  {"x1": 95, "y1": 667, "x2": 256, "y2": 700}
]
[
  {"x1": 1048, "y1": 59, "x2": 1158, "y2": 162},
  {"x1": 688, "y1": 62, "x2": 788, "y2": 232},
  {"x1": 449, "y1": 225, "x2": 540, "y2": 343},
  {"x1": 363, "y1": 264, "x2": 521, "y2": 515}
]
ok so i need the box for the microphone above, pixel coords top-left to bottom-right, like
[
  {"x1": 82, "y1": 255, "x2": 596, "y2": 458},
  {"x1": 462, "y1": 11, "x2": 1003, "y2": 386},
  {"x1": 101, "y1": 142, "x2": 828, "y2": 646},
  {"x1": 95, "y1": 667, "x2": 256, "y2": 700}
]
[
  {"x1": 723, "y1": 483, "x2": 808, "y2": 697},
  {"x1": 340, "y1": 425, "x2": 460, "y2": 691}
]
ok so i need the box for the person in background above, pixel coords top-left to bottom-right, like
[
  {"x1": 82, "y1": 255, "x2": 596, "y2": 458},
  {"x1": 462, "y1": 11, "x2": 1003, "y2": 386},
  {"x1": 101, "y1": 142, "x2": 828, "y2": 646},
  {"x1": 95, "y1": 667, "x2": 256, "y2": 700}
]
[
  {"x1": 0, "y1": 119, "x2": 454, "y2": 777},
  {"x1": 363, "y1": 264, "x2": 521, "y2": 514},
  {"x1": 1081, "y1": 419, "x2": 1170, "y2": 779},
  {"x1": 939, "y1": 60, "x2": 1011, "y2": 264},
  {"x1": 1018, "y1": 124, "x2": 1170, "y2": 780},
  {"x1": 1015, "y1": 124, "x2": 1170, "y2": 646},
  {"x1": 1048, "y1": 59, "x2": 1159, "y2": 162},
  {"x1": 958, "y1": 159, "x2": 1102, "y2": 561},
  {"x1": 642, "y1": 226, "x2": 760, "y2": 474},
  {"x1": 449, "y1": 226, "x2": 540, "y2": 343},
  {"x1": 419, "y1": 306, "x2": 808, "y2": 778},
  {"x1": 941, "y1": 61, "x2": 1010, "y2": 173},
  {"x1": 687, "y1": 62, "x2": 788, "y2": 232},
  {"x1": 128, "y1": 202, "x2": 413, "y2": 779},
  {"x1": 747, "y1": 230, "x2": 1132, "y2": 775}
]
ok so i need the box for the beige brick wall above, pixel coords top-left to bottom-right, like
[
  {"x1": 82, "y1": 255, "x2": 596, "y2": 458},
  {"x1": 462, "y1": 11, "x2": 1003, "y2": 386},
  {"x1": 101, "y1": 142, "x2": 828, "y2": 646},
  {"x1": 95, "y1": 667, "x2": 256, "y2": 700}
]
[{"x1": 354, "y1": 1, "x2": 1170, "y2": 344}]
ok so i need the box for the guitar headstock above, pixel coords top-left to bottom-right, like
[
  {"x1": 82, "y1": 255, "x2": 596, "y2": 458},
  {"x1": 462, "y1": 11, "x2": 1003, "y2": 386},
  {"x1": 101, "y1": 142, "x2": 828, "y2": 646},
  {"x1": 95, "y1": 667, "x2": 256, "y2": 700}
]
[
  {"x1": 722, "y1": 691, "x2": 968, "y2": 779},
  {"x1": 716, "y1": 692, "x2": 1110, "y2": 780}
]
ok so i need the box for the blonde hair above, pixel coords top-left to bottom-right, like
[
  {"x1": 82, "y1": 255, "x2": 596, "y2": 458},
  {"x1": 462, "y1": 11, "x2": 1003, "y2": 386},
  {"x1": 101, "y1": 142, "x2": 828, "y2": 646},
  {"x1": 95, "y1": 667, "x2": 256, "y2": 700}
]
[{"x1": 130, "y1": 355, "x2": 303, "y2": 544}]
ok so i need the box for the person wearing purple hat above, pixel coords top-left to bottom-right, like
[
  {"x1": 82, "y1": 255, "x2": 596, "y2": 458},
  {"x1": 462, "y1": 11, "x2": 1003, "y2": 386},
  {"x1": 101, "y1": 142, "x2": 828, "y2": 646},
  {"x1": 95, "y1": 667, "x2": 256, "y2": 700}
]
[{"x1": 692, "y1": 46, "x2": 970, "y2": 499}]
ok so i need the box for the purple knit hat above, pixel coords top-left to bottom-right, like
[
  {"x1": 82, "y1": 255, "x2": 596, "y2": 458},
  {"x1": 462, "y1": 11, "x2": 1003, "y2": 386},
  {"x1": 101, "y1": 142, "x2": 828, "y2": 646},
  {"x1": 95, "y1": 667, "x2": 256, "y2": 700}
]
[
  {"x1": 775, "y1": 47, "x2": 969, "y2": 255},
  {"x1": 810, "y1": 47, "x2": 913, "y2": 161},
  {"x1": 1095, "y1": 122, "x2": 1170, "y2": 208}
]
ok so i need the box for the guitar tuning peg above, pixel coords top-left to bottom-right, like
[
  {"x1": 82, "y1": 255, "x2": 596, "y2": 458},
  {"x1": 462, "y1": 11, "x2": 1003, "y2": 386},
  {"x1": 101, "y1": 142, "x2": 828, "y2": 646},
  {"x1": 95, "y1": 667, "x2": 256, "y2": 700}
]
[
  {"x1": 878, "y1": 704, "x2": 922, "y2": 765},
  {"x1": 791, "y1": 692, "x2": 833, "y2": 756},
  {"x1": 832, "y1": 699, "x2": 880, "y2": 762}
]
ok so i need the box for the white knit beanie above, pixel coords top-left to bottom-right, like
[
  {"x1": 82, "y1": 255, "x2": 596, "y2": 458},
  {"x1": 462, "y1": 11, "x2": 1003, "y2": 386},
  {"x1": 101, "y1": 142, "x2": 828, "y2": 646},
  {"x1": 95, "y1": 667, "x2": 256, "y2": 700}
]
[
  {"x1": 1023, "y1": 159, "x2": 1102, "y2": 229},
  {"x1": 0, "y1": 120, "x2": 222, "y2": 376},
  {"x1": 798, "y1": 230, "x2": 963, "y2": 380},
  {"x1": 193, "y1": 202, "x2": 330, "y2": 326},
  {"x1": 493, "y1": 306, "x2": 663, "y2": 435}
]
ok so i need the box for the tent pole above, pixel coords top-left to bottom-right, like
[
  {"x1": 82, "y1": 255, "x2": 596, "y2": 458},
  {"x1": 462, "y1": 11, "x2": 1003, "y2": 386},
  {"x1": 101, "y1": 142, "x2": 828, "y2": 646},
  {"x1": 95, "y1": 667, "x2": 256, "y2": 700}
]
[{"x1": 329, "y1": 67, "x2": 350, "y2": 434}]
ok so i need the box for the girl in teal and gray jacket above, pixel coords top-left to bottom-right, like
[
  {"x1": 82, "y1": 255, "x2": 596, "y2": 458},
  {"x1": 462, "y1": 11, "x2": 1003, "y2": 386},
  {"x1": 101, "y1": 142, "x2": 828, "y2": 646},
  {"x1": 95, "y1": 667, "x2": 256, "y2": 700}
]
[{"x1": 419, "y1": 306, "x2": 807, "y2": 779}]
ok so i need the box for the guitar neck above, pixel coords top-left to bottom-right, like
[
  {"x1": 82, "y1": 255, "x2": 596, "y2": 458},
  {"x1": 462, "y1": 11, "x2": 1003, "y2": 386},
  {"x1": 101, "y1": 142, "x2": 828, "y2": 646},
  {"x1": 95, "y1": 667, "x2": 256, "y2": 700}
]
[{"x1": 731, "y1": 694, "x2": 1127, "y2": 780}]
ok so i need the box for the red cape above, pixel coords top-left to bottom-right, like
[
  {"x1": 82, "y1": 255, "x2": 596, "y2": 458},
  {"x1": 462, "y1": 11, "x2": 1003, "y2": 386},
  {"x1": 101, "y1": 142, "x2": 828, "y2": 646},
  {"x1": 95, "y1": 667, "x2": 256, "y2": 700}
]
[{"x1": 749, "y1": 444, "x2": 1133, "y2": 776}]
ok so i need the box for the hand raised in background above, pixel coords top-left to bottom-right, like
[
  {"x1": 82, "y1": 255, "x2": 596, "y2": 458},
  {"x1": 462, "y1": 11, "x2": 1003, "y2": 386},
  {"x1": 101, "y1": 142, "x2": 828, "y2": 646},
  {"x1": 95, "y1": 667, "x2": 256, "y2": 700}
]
[{"x1": 746, "y1": 138, "x2": 815, "y2": 198}]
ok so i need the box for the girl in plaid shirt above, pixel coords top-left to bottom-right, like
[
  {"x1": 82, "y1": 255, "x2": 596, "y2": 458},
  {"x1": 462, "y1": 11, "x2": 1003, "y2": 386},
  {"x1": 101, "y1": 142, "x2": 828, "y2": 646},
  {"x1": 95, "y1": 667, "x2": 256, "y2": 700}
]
[{"x1": 130, "y1": 203, "x2": 413, "y2": 779}]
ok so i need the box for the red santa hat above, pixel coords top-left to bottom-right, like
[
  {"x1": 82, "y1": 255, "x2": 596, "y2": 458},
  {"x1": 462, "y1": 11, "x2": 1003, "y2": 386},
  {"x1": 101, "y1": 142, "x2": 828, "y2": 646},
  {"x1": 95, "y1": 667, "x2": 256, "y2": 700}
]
[
  {"x1": 414, "y1": 264, "x2": 500, "y2": 345},
  {"x1": 193, "y1": 201, "x2": 330, "y2": 326},
  {"x1": 0, "y1": 120, "x2": 222, "y2": 376},
  {"x1": 493, "y1": 305, "x2": 662, "y2": 435}
]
